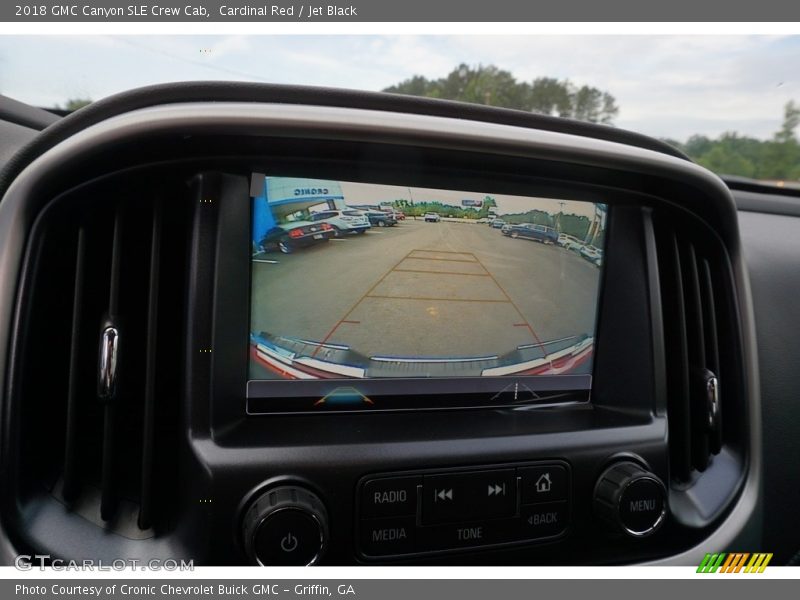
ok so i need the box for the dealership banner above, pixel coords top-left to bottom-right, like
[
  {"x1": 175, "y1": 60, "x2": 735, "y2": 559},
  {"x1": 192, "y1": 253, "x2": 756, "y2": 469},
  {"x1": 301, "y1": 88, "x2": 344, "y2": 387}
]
[
  {"x1": 3, "y1": 0, "x2": 800, "y2": 22},
  {"x1": 4, "y1": 579, "x2": 800, "y2": 600}
]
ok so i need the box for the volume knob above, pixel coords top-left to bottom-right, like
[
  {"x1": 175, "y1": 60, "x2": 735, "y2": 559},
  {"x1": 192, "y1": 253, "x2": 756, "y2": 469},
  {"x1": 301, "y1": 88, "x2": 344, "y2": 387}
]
[{"x1": 594, "y1": 461, "x2": 667, "y2": 537}]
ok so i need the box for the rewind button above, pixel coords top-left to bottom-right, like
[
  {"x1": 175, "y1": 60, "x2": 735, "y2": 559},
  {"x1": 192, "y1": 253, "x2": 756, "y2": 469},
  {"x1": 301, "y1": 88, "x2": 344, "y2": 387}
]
[{"x1": 436, "y1": 488, "x2": 454, "y2": 502}]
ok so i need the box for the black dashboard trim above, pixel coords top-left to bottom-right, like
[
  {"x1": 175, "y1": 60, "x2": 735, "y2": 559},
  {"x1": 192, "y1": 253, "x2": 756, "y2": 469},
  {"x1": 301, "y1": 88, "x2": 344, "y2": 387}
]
[
  {"x1": 0, "y1": 82, "x2": 689, "y2": 201},
  {"x1": 0, "y1": 98, "x2": 759, "y2": 566}
]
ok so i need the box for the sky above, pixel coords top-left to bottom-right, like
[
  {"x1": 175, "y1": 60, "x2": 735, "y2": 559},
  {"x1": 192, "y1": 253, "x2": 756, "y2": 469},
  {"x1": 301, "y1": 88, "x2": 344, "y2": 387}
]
[{"x1": 1, "y1": 35, "x2": 798, "y2": 141}]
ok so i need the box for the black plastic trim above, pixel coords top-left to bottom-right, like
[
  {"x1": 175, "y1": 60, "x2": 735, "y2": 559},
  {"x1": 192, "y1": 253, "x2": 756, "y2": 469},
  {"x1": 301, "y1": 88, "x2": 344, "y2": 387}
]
[
  {"x1": 0, "y1": 94, "x2": 60, "y2": 132},
  {"x1": 0, "y1": 82, "x2": 689, "y2": 201}
]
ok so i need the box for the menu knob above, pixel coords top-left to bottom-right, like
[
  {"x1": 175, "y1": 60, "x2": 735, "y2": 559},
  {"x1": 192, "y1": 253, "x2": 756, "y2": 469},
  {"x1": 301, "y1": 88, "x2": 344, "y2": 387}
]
[{"x1": 594, "y1": 461, "x2": 667, "y2": 537}]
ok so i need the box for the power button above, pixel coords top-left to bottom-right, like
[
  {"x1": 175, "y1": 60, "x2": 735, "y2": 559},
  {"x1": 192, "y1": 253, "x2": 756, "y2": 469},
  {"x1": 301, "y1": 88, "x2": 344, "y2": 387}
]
[
  {"x1": 242, "y1": 486, "x2": 328, "y2": 566},
  {"x1": 280, "y1": 532, "x2": 299, "y2": 553},
  {"x1": 254, "y1": 509, "x2": 322, "y2": 565}
]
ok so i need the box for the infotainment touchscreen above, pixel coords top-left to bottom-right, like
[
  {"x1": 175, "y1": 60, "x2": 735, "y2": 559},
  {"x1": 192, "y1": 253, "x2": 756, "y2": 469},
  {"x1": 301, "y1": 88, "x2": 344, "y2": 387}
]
[{"x1": 247, "y1": 176, "x2": 606, "y2": 413}]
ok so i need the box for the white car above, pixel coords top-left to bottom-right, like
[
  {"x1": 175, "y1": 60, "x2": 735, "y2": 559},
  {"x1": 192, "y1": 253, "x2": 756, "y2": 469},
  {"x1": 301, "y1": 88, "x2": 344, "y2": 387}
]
[
  {"x1": 424, "y1": 212, "x2": 441, "y2": 222},
  {"x1": 564, "y1": 239, "x2": 585, "y2": 253},
  {"x1": 580, "y1": 244, "x2": 603, "y2": 266},
  {"x1": 558, "y1": 233, "x2": 581, "y2": 248},
  {"x1": 309, "y1": 209, "x2": 371, "y2": 235}
]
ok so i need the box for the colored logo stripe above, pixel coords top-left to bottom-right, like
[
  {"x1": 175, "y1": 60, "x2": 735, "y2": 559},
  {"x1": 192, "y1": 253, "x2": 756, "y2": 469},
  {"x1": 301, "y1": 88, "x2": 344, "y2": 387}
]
[
  {"x1": 697, "y1": 553, "x2": 772, "y2": 573},
  {"x1": 697, "y1": 553, "x2": 726, "y2": 573},
  {"x1": 721, "y1": 553, "x2": 749, "y2": 573},
  {"x1": 745, "y1": 553, "x2": 773, "y2": 573}
]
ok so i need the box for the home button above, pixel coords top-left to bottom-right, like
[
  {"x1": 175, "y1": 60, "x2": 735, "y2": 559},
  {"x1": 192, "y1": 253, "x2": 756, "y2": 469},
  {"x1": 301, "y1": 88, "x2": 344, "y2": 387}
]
[{"x1": 519, "y1": 465, "x2": 569, "y2": 503}]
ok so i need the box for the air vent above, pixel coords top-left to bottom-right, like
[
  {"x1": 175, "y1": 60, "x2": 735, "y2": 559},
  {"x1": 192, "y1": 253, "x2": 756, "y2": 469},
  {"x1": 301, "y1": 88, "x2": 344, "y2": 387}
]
[
  {"x1": 654, "y1": 213, "x2": 741, "y2": 483},
  {"x1": 12, "y1": 177, "x2": 190, "y2": 535}
]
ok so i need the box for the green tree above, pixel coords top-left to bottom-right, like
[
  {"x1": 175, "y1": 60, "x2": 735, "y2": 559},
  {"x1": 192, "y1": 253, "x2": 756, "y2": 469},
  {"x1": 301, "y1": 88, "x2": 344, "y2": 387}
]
[
  {"x1": 571, "y1": 85, "x2": 618, "y2": 125},
  {"x1": 682, "y1": 135, "x2": 714, "y2": 158},
  {"x1": 529, "y1": 77, "x2": 573, "y2": 117},
  {"x1": 696, "y1": 142, "x2": 756, "y2": 178},
  {"x1": 477, "y1": 195, "x2": 497, "y2": 218},
  {"x1": 775, "y1": 100, "x2": 800, "y2": 143},
  {"x1": 670, "y1": 102, "x2": 800, "y2": 181},
  {"x1": 384, "y1": 65, "x2": 619, "y2": 125},
  {"x1": 60, "y1": 98, "x2": 92, "y2": 111}
]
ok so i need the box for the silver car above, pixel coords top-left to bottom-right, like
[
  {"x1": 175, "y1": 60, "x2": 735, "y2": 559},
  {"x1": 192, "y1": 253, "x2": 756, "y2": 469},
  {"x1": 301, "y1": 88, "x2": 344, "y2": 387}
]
[{"x1": 309, "y1": 209, "x2": 371, "y2": 236}]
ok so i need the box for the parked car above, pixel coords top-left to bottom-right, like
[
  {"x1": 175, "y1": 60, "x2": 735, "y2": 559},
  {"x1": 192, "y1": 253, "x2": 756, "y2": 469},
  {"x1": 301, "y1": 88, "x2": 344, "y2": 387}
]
[
  {"x1": 309, "y1": 209, "x2": 371, "y2": 235},
  {"x1": 490, "y1": 219, "x2": 506, "y2": 229},
  {"x1": 380, "y1": 207, "x2": 405, "y2": 220},
  {"x1": 259, "y1": 221, "x2": 335, "y2": 254},
  {"x1": 501, "y1": 223, "x2": 559, "y2": 244},
  {"x1": 424, "y1": 212, "x2": 441, "y2": 222},
  {"x1": 580, "y1": 244, "x2": 603, "y2": 266},
  {"x1": 558, "y1": 233, "x2": 581, "y2": 248},
  {"x1": 348, "y1": 205, "x2": 397, "y2": 227}
]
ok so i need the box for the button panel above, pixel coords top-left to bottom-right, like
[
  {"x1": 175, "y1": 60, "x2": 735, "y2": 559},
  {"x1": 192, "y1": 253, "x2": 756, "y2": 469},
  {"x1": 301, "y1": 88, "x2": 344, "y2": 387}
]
[{"x1": 357, "y1": 462, "x2": 570, "y2": 558}]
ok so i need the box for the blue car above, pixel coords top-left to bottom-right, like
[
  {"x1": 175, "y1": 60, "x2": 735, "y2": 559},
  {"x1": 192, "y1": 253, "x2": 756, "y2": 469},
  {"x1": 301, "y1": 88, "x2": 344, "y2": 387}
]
[
  {"x1": 490, "y1": 219, "x2": 506, "y2": 229},
  {"x1": 501, "y1": 223, "x2": 559, "y2": 244}
]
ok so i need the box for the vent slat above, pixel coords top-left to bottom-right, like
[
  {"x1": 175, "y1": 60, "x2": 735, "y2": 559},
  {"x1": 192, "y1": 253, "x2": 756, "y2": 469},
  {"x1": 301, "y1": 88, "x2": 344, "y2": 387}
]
[
  {"x1": 62, "y1": 227, "x2": 86, "y2": 502},
  {"x1": 656, "y1": 213, "x2": 729, "y2": 482},
  {"x1": 139, "y1": 202, "x2": 162, "y2": 530},
  {"x1": 682, "y1": 243, "x2": 710, "y2": 472},
  {"x1": 100, "y1": 207, "x2": 125, "y2": 521},
  {"x1": 662, "y1": 230, "x2": 692, "y2": 481},
  {"x1": 700, "y1": 259, "x2": 723, "y2": 455},
  {"x1": 682, "y1": 243, "x2": 706, "y2": 369}
]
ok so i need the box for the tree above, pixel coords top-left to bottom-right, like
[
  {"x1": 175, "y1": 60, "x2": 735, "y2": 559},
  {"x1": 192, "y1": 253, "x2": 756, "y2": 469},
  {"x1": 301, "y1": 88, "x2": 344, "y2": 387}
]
[
  {"x1": 529, "y1": 77, "x2": 572, "y2": 117},
  {"x1": 682, "y1": 135, "x2": 714, "y2": 158},
  {"x1": 696, "y1": 142, "x2": 756, "y2": 178},
  {"x1": 666, "y1": 102, "x2": 800, "y2": 181},
  {"x1": 571, "y1": 85, "x2": 619, "y2": 124},
  {"x1": 775, "y1": 101, "x2": 800, "y2": 143},
  {"x1": 60, "y1": 98, "x2": 92, "y2": 111},
  {"x1": 384, "y1": 64, "x2": 620, "y2": 125}
]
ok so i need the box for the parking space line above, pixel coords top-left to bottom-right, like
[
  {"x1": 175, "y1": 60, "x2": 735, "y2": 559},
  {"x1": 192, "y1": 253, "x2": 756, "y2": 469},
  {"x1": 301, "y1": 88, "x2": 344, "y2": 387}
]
[
  {"x1": 469, "y1": 253, "x2": 549, "y2": 356},
  {"x1": 310, "y1": 249, "x2": 416, "y2": 357},
  {"x1": 392, "y1": 269, "x2": 489, "y2": 277},
  {"x1": 412, "y1": 249, "x2": 475, "y2": 255},
  {"x1": 312, "y1": 247, "x2": 547, "y2": 360},
  {"x1": 402, "y1": 256, "x2": 478, "y2": 263},
  {"x1": 365, "y1": 294, "x2": 511, "y2": 304},
  {"x1": 252, "y1": 259, "x2": 279, "y2": 264}
]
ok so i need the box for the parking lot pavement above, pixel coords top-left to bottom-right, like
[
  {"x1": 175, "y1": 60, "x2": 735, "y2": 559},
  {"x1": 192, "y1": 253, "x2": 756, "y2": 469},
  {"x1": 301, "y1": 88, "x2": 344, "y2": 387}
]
[{"x1": 250, "y1": 219, "x2": 601, "y2": 363}]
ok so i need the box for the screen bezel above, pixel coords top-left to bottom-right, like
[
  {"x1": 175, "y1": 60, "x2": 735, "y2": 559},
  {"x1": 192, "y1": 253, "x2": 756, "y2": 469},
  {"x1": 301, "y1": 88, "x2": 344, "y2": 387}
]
[
  {"x1": 243, "y1": 171, "x2": 609, "y2": 415},
  {"x1": 201, "y1": 148, "x2": 661, "y2": 442}
]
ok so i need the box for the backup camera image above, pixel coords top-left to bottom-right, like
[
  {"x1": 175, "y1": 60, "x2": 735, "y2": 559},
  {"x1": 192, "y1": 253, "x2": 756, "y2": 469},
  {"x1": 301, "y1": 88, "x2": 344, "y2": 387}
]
[{"x1": 248, "y1": 176, "x2": 605, "y2": 406}]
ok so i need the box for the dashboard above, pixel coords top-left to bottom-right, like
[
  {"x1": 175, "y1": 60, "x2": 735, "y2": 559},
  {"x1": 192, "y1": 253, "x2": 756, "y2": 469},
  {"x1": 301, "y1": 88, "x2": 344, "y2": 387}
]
[{"x1": 0, "y1": 83, "x2": 796, "y2": 566}]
